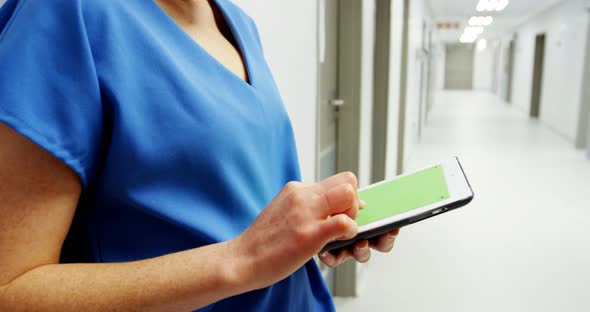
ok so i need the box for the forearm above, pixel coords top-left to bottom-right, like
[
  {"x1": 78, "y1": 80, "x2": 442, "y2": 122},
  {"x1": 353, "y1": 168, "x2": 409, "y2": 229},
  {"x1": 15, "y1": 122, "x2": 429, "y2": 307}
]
[{"x1": 0, "y1": 240, "x2": 254, "y2": 312}]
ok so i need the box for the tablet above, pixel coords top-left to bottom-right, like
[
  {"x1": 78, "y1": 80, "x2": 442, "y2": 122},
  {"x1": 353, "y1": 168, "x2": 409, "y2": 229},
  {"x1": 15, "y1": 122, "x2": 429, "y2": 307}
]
[{"x1": 321, "y1": 157, "x2": 474, "y2": 252}]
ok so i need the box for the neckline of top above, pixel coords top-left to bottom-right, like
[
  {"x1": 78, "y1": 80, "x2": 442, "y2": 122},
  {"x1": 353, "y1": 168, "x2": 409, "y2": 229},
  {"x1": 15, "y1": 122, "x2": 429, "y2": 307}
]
[{"x1": 150, "y1": 0, "x2": 255, "y2": 88}]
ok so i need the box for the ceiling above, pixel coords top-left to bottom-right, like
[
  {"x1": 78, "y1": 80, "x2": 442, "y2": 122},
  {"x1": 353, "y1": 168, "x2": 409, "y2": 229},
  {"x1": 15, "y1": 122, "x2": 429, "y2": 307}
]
[{"x1": 428, "y1": 0, "x2": 566, "y2": 41}]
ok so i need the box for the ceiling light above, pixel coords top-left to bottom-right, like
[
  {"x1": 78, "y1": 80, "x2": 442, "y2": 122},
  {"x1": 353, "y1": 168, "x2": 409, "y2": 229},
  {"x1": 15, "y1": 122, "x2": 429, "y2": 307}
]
[
  {"x1": 459, "y1": 26, "x2": 483, "y2": 44},
  {"x1": 464, "y1": 26, "x2": 484, "y2": 35},
  {"x1": 476, "y1": 0, "x2": 509, "y2": 12},
  {"x1": 468, "y1": 16, "x2": 479, "y2": 26},
  {"x1": 486, "y1": 0, "x2": 498, "y2": 11},
  {"x1": 469, "y1": 16, "x2": 494, "y2": 26}
]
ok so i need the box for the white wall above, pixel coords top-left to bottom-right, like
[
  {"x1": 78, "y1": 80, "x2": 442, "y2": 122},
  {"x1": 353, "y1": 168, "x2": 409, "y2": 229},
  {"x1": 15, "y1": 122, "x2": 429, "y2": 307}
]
[
  {"x1": 509, "y1": 0, "x2": 589, "y2": 141},
  {"x1": 495, "y1": 38, "x2": 511, "y2": 101},
  {"x1": 0, "y1": 0, "x2": 5, "y2": 7},
  {"x1": 473, "y1": 41, "x2": 496, "y2": 91},
  {"x1": 232, "y1": 1, "x2": 318, "y2": 183}
]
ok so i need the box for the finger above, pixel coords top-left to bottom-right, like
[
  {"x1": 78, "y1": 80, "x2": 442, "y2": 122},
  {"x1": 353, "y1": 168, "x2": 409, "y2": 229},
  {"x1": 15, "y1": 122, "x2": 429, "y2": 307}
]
[
  {"x1": 322, "y1": 183, "x2": 359, "y2": 219},
  {"x1": 315, "y1": 172, "x2": 362, "y2": 214},
  {"x1": 318, "y1": 171, "x2": 358, "y2": 192},
  {"x1": 352, "y1": 240, "x2": 371, "y2": 263},
  {"x1": 333, "y1": 249, "x2": 354, "y2": 266},
  {"x1": 319, "y1": 248, "x2": 354, "y2": 268},
  {"x1": 315, "y1": 172, "x2": 366, "y2": 219},
  {"x1": 318, "y1": 250, "x2": 337, "y2": 268},
  {"x1": 319, "y1": 213, "x2": 358, "y2": 243},
  {"x1": 369, "y1": 230, "x2": 398, "y2": 253}
]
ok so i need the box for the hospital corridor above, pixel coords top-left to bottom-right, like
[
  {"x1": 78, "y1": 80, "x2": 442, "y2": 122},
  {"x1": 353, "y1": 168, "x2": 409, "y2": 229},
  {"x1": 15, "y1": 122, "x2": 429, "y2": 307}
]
[{"x1": 334, "y1": 90, "x2": 590, "y2": 311}]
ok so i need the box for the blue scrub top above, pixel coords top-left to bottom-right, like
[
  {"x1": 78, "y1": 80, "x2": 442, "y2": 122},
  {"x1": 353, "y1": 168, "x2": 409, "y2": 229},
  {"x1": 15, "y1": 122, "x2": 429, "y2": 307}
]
[{"x1": 0, "y1": 0, "x2": 335, "y2": 311}]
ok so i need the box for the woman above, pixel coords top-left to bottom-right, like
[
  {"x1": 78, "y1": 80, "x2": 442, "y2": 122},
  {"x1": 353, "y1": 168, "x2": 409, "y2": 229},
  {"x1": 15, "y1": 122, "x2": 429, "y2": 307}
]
[{"x1": 0, "y1": 0, "x2": 399, "y2": 311}]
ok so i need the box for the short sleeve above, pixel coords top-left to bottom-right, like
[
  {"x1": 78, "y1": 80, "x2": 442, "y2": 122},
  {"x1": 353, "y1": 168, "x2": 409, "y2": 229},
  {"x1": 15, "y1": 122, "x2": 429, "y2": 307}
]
[{"x1": 0, "y1": 0, "x2": 103, "y2": 189}]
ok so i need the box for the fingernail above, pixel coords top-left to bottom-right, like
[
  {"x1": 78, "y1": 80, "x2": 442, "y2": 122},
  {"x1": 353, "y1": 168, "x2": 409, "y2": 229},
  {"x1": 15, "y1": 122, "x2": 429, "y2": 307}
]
[
  {"x1": 359, "y1": 199, "x2": 367, "y2": 209},
  {"x1": 356, "y1": 244, "x2": 369, "y2": 252},
  {"x1": 319, "y1": 252, "x2": 328, "y2": 258},
  {"x1": 388, "y1": 234, "x2": 397, "y2": 240}
]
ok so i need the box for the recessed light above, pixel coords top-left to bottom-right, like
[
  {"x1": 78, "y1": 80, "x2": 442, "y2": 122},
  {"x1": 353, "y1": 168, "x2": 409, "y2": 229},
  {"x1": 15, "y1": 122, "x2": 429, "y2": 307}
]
[
  {"x1": 464, "y1": 26, "x2": 484, "y2": 35},
  {"x1": 469, "y1": 16, "x2": 494, "y2": 26},
  {"x1": 476, "y1": 0, "x2": 509, "y2": 12}
]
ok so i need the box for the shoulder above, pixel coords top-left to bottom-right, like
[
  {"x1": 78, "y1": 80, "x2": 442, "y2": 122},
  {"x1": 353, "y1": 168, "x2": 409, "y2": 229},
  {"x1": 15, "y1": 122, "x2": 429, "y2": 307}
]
[
  {"x1": 0, "y1": 0, "x2": 109, "y2": 22},
  {"x1": 0, "y1": 0, "x2": 139, "y2": 54},
  {"x1": 0, "y1": 0, "x2": 133, "y2": 27},
  {"x1": 0, "y1": 0, "x2": 115, "y2": 38}
]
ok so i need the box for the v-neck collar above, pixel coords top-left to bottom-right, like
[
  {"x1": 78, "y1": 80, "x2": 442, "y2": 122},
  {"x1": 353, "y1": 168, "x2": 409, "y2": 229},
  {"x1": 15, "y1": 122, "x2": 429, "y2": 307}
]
[{"x1": 151, "y1": 0, "x2": 255, "y2": 88}]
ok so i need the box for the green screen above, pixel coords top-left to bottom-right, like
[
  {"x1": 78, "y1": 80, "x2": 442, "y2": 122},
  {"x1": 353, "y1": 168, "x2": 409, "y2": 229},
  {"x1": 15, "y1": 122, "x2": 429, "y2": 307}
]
[{"x1": 356, "y1": 165, "x2": 450, "y2": 226}]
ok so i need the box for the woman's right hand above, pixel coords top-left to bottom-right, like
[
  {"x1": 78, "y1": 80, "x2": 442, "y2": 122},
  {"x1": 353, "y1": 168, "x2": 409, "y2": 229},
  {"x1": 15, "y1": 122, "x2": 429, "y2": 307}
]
[{"x1": 230, "y1": 172, "x2": 361, "y2": 290}]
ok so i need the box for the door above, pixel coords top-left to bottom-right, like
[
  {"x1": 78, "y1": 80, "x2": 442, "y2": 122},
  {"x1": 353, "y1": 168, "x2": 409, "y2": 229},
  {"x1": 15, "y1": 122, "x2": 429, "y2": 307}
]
[
  {"x1": 530, "y1": 33, "x2": 546, "y2": 118},
  {"x1": 444, "y1": 43, "x2": 474, "y2": 89}
]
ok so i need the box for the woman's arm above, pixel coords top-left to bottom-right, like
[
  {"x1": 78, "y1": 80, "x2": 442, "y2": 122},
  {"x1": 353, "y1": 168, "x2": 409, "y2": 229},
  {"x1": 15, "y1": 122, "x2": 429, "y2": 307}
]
[
  {"x1": 0, "y1": 123, "x2": 360, "y2": 311},
  {"x1": 1, "y1": 243, "x2": 252, "y2": 312},
  {"x1": 0, "y1": 123, "x2": 248, "y2": 311}
]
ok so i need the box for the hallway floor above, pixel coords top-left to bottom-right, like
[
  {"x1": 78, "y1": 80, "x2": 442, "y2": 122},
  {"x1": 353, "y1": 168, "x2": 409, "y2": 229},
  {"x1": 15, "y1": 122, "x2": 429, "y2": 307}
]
[{"x1": 334, "y1": 91, "x2": 590, "y2": 312}]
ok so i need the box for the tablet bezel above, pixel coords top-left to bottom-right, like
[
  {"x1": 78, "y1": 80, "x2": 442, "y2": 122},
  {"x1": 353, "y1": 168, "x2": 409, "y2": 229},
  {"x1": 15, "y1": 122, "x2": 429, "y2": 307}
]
[{"x1": 321, "y1": 157, "x2": 473, "y2": 252}]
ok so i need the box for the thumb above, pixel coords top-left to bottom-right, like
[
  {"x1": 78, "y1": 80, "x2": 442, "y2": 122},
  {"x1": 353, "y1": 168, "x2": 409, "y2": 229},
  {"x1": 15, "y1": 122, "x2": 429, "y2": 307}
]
[{"x1": 319, "y1": 213, "x2": 358, "y2": 243}]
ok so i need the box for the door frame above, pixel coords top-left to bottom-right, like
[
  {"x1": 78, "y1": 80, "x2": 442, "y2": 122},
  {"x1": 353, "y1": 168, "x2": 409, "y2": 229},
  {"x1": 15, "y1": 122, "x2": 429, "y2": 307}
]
[
  {"x1": 316, "y1": 0, "x2": 341, "y2": 183},
  {"x1": 396, "y1": 0, "x2": 410, "y2": 174},
  {"x1": 334, "y1": 0, "x2": 363, "y2": 176},
  {"x1": 371, "y1": 0, "x2": 391, "y2": 183},
  {"x1": 417, "y1": 19, "x2": 427, "y2": 140},
  {"x1": 425, "y1": 29, "x2": 434, "y2": 122},
  {"x1": 576, "y1": 19, "x2": 590, "y2": 150},
  {"x1": 332, "y1": 0, "x2": 365, "y2": 298},
  {"x1": 506, "y1": 39, "x2": 515, "y2": 103}
]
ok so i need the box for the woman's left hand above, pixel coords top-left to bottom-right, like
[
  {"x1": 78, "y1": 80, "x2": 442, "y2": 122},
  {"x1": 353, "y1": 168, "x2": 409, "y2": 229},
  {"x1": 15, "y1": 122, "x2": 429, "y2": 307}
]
[{"x1": 318, "y1": 228, "x2": 400, "y2": 268}]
